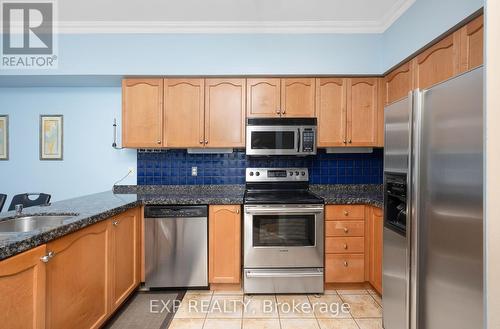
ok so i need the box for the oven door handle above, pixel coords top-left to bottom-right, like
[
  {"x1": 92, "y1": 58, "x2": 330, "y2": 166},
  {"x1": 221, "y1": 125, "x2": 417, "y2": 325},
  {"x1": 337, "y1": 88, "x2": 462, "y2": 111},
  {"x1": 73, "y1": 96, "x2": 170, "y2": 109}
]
[
  {"x1": 245, "y1": 207, "x2": 324, "y2": 215},
  {"x1": 246, "y1": 270, "x2": 323, "y2": 278}
]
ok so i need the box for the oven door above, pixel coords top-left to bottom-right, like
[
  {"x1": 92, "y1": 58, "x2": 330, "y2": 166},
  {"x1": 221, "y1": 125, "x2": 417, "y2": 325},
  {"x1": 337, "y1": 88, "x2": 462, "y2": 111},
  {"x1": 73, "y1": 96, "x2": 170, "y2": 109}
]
[
  {"x1": 244, "y1": 205, "x2": 324, "y2": 268},
  {"x1": 246, "y1": 126, "x2": 300, "y2": 156}
]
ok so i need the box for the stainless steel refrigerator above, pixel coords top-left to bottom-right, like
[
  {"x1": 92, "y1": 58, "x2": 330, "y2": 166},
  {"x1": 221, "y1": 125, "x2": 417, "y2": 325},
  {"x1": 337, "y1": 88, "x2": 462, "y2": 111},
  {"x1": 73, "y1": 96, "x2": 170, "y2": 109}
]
[{"x1": 383, "y1": 67, "x2": 483, "y2": 329}]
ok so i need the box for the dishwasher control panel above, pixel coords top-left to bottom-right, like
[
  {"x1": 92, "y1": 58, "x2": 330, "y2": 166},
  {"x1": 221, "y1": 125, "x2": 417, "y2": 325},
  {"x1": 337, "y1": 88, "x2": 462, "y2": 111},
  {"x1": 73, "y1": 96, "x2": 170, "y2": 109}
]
[{"x1": 144, "y1": 205, "x2": 208, "y2": 218}]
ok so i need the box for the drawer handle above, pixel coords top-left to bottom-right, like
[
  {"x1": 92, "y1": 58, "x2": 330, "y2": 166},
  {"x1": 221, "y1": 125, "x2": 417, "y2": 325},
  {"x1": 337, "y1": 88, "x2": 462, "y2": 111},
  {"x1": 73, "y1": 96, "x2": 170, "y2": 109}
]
[
  {"x1": 344, "y1": 227, "x2": 349, "y2": 233},
  {"x1": 344, "y1": 210, "x2": 349, "y2": 216},
  {"x1": 344, "y1": 261, "x2": 348, "y2": 267},
  {"x1": 112, "y1": 220, "x2": 119, "y2": 226},
  {"x1": 343, "y1": 244, "x2": 348, "y2": 250}
]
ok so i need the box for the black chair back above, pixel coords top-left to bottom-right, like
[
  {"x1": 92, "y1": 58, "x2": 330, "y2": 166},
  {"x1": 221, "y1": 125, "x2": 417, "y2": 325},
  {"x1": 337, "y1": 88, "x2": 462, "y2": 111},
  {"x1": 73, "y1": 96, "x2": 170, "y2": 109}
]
[
  {"x1": 8, "y1": 193, "x2": 51, "y2": 211},
  {"x1": 0, "y1": 194, "x2": 6, "y2": 212}
]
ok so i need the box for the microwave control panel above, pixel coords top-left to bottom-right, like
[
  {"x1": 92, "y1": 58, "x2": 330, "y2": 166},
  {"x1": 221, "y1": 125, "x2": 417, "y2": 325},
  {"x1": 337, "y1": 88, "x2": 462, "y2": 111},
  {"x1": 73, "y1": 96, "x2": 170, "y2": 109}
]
[{"x1": 302, "y1": 129, "x2": 315, "y2": 152}]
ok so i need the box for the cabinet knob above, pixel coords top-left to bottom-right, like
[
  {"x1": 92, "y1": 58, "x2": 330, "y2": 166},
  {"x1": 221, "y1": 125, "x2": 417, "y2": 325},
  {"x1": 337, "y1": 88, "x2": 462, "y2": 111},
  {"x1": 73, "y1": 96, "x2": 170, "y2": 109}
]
[
  {"x1": 282, "y1": 109, "x2": 286, "y2": 114},
  {"x1": 343, "y1": 139, "x2": 347, "y2": 144},
  {"x1": 40, "y1": 251, "x2": 55, "y2": 263},
  {"x1": 344, "y1": 227, "x2": 349, "y2": 233},
  {"x1": 344, "y1": 261, "x2": 348, "y2": 267},
  {"x1": 204, "y1": 139, "x2": 208, "y2": 144},
  {"x1": 157, "y1": 140, "x2": 161, "y2": 144},
  {"x1": 276, "y1": 108, "x2": 281, "y2": 114},
  {"x1": 344, "y1": 210, "x2": 349, "y2": 216},
  {"x1": 348, "y1": 139, "x2": 352, "y2": 144},
  {"x1": 113, "y1": 220, "x2": 119, "y2": 226},
  {"x1": 236, "y1": 209, "x2": 240, "y2": 214},
  {"x1": 199, "y1": 140, "x2": 203, "y2": 144},
  {"x1": 343, "y1": 244, "x2": 348, "y2": 250}
]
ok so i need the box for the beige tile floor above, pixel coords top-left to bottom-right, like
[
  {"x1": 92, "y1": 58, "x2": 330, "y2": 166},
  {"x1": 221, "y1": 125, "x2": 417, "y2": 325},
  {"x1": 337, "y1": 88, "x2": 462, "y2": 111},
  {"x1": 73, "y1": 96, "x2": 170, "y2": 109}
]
[{"x1": 169, "y1": 289, "x2": 382, "y2": 329}]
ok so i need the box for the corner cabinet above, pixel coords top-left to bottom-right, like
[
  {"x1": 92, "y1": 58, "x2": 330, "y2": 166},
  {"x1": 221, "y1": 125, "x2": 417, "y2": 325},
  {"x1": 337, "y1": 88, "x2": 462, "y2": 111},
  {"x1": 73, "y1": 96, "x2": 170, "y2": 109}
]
[
  {"x1": 205, "y1": 79, "x2": 246, "y2": 148},
  {"x1": 163, "y1": 79, "x2": 205, "y2": 148},
  {"x1": 209, "y1": 205, "x2": 241, "y2": 284},
  {"x1": 122, "y1": 79, "x2": 164, "y2": 148},
  {"x1": 0, "y1": 245, "x2": 46, "y2": 329}
]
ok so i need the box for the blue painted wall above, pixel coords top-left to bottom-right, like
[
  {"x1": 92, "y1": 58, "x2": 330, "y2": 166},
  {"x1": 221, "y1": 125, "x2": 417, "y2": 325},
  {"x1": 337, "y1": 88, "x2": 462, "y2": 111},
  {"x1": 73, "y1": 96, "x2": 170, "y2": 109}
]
[
  {"x1": 137, "y1": 149, "x2": 383, "y2": 185},
  {"x1": 382, "y1": 0, "x2": 483, "y2": 70},
  {"x1": 0, "y1": 87, "x2": 136, "y2": 209}
]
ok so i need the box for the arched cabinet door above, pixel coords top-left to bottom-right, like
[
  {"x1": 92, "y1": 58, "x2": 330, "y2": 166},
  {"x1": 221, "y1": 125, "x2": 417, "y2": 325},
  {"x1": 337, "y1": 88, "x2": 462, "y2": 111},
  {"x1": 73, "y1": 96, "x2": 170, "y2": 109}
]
[
  {"x1": 164, "y1": 79, "x2": 205, "y2": 148},
  {"x1": 281, "y1": 78, "x2": 316, "y2": 117},
  {"x1": 385, "y1": 61, "x2": 413, "y2": 105},
  {"x1": 316, "y1": 78, "x2": 347, "y2": 147},
  {"x1": 122, "y1": 79, "x2": 164, "y2": 148},
  {"x1": 205, "y1": 79, "x2": 246, "y2": 148},
  {"x1": 247, "y1": 78, "x2": 281, "y2": 118},
  {"x1": 347, "y1": 78, "x2": 379, "y2": 147},
  {"x1": 459, "y1": 15, "x2": 484, "y2": 72},
  {"x1": 209, "y1": 205, "x2": 241, "y2": 284}
]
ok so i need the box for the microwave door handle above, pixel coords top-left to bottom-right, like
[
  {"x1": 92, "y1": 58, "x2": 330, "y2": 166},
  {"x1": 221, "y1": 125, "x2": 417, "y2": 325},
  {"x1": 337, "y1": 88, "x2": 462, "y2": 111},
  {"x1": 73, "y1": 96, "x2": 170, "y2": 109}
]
[{"x1": 297, "y1": 128, "x2": 301, "y2": 152}]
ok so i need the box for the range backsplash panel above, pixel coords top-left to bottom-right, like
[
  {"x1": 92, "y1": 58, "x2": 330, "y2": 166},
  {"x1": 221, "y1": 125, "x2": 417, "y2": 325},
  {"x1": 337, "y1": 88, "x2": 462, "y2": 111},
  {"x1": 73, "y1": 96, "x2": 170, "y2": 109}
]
[{"x1": 137, "y1": 149, "x2": 383, "y2": 185}]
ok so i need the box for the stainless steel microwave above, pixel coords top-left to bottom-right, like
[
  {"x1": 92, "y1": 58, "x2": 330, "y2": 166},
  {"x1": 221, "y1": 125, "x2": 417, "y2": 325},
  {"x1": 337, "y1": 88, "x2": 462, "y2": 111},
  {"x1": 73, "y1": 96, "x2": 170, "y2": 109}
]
[{"x1": 246, "y1": 118, "x2": 317, "y2": 156}]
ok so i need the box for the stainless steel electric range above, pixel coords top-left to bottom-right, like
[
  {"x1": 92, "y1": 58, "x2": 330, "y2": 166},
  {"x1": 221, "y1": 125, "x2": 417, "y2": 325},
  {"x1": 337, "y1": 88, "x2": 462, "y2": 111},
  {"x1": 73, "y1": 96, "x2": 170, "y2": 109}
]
[{"x1": 243, "y1": 168, "x2": 325, "y2": 294}]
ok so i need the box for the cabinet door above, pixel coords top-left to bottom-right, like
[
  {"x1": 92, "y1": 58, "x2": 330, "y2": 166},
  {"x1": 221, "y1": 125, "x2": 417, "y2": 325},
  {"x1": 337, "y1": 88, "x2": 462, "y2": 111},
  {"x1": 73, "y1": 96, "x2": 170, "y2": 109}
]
[
  {"x1": 209, "y1": 205, "x2": 241, "y2": 284},
  {"x1": 205, "y1": 79, "x2": 246, "y2": 148},
  {"x1": 347, "y1": 78, "x2": 378, "y2": 147},
  {"x1": 164, "y1": 79, "x2": 205, "y2": 148},
  {"x1": 316, "y1": 78, "x2": 347, "y2": 147},
  {"x1": 46, "y1": 220, "x2": 110, "y2": 329},
  {"x1": 109, "y1": 208, "x2": 141, "y2": 312},
  {"x1": 413, "y1": 33, "x2": 461, "y2": 89},
  {"x1": 247, "y1": 78, "x2": 281, "y2": 118},
  {"x1": 369, "y1": 207, "x2": 383, "y2": 294},
  {"x1": 460, "y1": 15, "x2": 484, "y2": 72},
  {"x1": 281, "y1": 78, "x2": 315, "y2": 117},
  {"x1": 122, "y1": 79, "x2": 163, "y2": 148},
  {"x1": 0, "y1": 245, "x2": 46, "y2": 329},
  {"x1": 385, "y1": 62, "x2": 413, "y2": 105}
]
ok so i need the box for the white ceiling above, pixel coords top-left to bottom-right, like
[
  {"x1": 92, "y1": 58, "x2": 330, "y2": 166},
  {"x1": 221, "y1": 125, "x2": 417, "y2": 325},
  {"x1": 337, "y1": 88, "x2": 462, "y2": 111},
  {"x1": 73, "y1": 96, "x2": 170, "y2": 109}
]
[{"x1": 57, "y1": 0, "x2": 416, "y2": 33}]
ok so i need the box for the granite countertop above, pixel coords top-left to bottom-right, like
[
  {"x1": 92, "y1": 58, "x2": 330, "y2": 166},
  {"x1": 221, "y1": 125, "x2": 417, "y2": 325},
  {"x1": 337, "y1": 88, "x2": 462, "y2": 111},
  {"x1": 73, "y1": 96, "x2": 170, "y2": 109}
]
[{"x1": 0, "y1": 184, "x2": 382, "y2": 261}]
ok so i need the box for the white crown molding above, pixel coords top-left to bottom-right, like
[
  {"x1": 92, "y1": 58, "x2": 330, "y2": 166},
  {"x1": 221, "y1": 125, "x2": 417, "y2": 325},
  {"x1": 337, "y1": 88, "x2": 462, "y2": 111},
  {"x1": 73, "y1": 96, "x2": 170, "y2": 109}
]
[{"x1": 55, "y1": 0, "x2": 416, "y2": 34}]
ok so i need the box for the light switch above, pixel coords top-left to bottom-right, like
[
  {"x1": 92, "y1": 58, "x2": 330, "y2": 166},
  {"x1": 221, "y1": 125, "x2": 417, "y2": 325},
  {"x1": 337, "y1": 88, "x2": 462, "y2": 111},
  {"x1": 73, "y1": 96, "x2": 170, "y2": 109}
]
[{"x1": 191, "y1": 167, "x2": 198, "y2": 176}]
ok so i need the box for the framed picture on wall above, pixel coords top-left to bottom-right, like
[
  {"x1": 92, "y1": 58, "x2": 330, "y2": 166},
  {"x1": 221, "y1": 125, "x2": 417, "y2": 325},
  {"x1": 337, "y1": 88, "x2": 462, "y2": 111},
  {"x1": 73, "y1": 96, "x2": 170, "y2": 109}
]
[
  {"x1": 40, "y1": 115, "x2": 63, "y2": 160},
  {"x1": 0, "y1": 115, "x2": 8, "y2": 160}
]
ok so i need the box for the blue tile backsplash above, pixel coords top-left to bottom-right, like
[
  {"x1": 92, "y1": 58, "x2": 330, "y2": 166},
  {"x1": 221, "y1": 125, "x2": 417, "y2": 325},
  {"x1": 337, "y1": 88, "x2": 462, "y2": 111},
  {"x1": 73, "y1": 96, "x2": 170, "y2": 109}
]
[{"x1": 137, "y1": 149, "x2": 383, "y2": 185}]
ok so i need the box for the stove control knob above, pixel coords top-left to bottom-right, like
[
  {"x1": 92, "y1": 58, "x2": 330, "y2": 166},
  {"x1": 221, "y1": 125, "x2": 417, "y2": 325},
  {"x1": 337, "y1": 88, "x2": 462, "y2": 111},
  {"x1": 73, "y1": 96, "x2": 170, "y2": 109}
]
[
  {"x1": 255, "y1": 172, "x2": 260, "y2": 176},
  {"x1": 295, "y1": 171, "x2": 300, "y2": 176},
  {"x1": 301, "y1": 171, "x2": 306, "y2": 176},
  {"x1": 249, "y1": 171, "x2": 254, "y2": 176},
  {"x1": 289, "y1": 171, "x2": 293, "y2": 176}
]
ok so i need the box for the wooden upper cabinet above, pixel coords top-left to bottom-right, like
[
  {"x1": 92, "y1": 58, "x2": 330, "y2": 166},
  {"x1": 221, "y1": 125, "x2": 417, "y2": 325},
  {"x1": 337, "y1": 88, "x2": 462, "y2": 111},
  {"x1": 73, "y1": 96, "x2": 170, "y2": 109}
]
[
  {"x1": 460, "y1": 15, "x2": 484, "y2": 72},
  {"x1": 164, "y1": 79, "x2": 205, "y2": 148},
  {"x1": 281, "y1": 78, "x2": 316, "y2": 117},
  {"x1": 109, "y1": 208, "x2": 141, "y2": 312},
  {"x1": 209, "y1": 205, "x2": 241, "y2": 284},
  {"x1": 46, "y1": 220, "x2": 110, "y2": 329},
  {"x1": 347, "y1": 78, "x2": 378, "y2": 147},
  {"x1": 413, "y1": 33, "x2": 461, "y2": 89},
  {"x1": 316, "y1": 78, "x2": 347, "y2": 147},
  {"x1": 0, "y1": 245, "x2": 46, "y2": 329},
  {"x1": 205, "y1": 79, "x2": 246, "y2": 148},
  {"x1": 122, "y1": 79, "x2": 163, "y2": 148},
  {"x1": 385, "y1": 62, "x2": 413, "y2": 105},
  {"x1": 246, "y1": 78, "x2": 281, "y2": 118}
]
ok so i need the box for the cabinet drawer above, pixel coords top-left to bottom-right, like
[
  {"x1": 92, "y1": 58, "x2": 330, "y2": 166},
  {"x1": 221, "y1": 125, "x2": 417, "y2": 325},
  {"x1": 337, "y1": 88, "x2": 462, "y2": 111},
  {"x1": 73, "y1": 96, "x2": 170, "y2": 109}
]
[
  {"x1": 325, "y1": 254, "x2": 365, "y2": 283},
  {"x1": 326, "y1": 237, "x2": 364, "y2": 253},
  {"x1": 326, "y1": 205, "x2": 365, "y2": 220},
  {"x1": 326, "y1": 221, "x2": 365, "y2": 237}
]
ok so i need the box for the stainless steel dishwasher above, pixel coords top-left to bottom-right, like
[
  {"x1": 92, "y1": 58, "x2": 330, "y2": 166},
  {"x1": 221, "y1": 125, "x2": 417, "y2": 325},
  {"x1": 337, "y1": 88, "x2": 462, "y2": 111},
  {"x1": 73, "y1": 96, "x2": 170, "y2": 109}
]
[{"x1": 144, "y1": 205, "x2": 208, "y2": 288}]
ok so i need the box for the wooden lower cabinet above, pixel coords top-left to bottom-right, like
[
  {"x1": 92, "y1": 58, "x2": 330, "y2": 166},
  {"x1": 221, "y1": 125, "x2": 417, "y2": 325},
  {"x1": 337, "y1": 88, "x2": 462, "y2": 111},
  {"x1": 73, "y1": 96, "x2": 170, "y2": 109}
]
[
  {"x1": 0, "y1": 245, "x2": 46, "y2": 329},
  {"x1": 109, "y1": 208, "x2": 141, "y2": 311},
  {"x1": 46, "y1": 220, "x2": 111, "y2": 329},
  {"x1": 209, "y1": 205, "x2": 241, "y2": 284},
  {"x1": 324, "y1": 204, "x2": 383, "y2": 291},
  {"x1": 367, "y1": 206, "x2": 383, "y2": 294}
]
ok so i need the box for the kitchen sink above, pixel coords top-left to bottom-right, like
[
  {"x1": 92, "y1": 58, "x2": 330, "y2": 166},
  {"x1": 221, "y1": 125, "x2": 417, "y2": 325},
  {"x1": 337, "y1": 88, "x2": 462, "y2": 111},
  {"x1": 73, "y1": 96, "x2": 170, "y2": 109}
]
[{"x1": 0, "y1": 215, "x2": 75, "y2": 233}]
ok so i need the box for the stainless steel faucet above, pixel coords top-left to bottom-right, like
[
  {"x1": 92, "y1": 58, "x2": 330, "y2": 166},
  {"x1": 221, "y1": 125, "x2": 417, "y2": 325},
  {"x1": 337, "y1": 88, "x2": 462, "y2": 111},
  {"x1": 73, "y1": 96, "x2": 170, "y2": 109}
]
[{"x1": 15, "y1": 204, "x2": 23, "y2": 216}]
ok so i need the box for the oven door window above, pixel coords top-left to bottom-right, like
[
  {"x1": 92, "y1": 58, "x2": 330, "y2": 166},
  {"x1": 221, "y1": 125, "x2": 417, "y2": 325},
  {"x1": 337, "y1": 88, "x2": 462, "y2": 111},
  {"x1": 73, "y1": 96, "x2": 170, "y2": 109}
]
[
  {"x1": 251, "y1": 131, "x2": 296, "y2": 150},
  {"x1": 252, "y1": 214, "x2": 315, "y2": 247}
]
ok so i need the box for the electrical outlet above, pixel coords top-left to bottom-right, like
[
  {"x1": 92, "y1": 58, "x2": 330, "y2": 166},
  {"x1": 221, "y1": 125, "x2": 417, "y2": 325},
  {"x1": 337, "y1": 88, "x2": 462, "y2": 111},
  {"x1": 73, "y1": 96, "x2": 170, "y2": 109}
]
[{"x1": 191, "y1": 166, "x2": 198, "y2": 176}]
